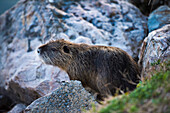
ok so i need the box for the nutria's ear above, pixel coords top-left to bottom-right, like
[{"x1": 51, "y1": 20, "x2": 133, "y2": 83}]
[{"x1": 63, "y1": 45, "x2": 70, "y2": 53}]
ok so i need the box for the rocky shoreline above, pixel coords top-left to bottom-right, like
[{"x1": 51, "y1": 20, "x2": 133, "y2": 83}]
[{"x1": 0, "y1": 0, "x2": 169, "y2": 112}]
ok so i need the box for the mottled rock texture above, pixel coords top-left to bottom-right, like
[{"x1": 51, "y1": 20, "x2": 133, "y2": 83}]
[
  {"x1": 138, "y1": 24, "x2": 170, "y2": 76},
  {"x1": 25, "y1": 81, "x2": 96, "y2": 113},
  {"x1": 0, "y1": 0, "x2": 147, "y2": 106},
  {"x1": 148, "y1": 5, "x2": 170, "y2": 32},
  {"x1": 0, "y1": 0, "x2": 70, "y2": 105}
]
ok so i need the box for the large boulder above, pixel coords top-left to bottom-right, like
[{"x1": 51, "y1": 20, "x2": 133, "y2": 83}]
[
  {"x1": 64, "y1": 0, "x2": 147, "y2": 57},
  {"x1": 25, "y1": 81, "x2": 96, "y2": 113},
  {"x1": 0, "y1": 37, "x2": 70, "y2": 105},
  {"x1": 138, "y1": 24, "x2": 170, "y2": 76},
  {"x1": 0, "y1": 0, "x2": 71, "y2": 105},
  {"x1": 0, "y1": 0, "x2": 147, "y2": 107},
  {"x1": 148, "y1": 5, "x2": 170, "y2": 32}
]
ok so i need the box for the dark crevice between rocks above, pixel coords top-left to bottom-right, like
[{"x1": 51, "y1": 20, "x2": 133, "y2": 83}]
[
  {"x1": 0, "y1": 88, "x2": 16, "y2": 113},
  {"x1": 129, "y1": 0, "x2": 170, "y2": 16},
  {"x1": 0, "y1": 95, "x2": 15, "y2": 113},
  {"x1": 27, "y1": 38, "x2": 33, "y2": 52}
]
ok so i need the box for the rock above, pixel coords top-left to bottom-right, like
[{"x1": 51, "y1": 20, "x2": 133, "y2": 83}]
[
  {"x1": 8, "y1": 103, "x2": 26, "y2": 113},
  {"x1": 74, "y1": 36, "x2": 92, "y2": 44},
  {"x1": 0, "y1": 0, "x2": 70, "y2": 105},
  {"x1": 25, "y1": 81, "x2": 96, "y2": 113},
  {"x1": 65, "y1": 0, "x2": 147, "y2": 57},
  {"x1": 138, "y1": 24, "x2": 170, "y2": 76},
  {"x1": 0, "y1": 0, "x2": 147, "y2": 106},
  {"x1": 148, "y1": 5, "x2": 170, "y2": 32},
  {"x1": 128, "y1": 0, "x2": 170, "y2": 15},
  {"x1": 0, "y1": 38, "x2": 69, "y2": 105}
]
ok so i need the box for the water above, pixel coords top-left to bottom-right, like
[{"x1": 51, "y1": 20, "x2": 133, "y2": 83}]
[{"x1": 0, "y1": 0, "x2": 19, "y2": 15}]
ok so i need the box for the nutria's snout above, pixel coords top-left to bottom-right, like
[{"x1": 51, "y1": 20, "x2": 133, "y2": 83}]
[
  {"x1": 37, "y1": 46, "x2": 46, "y2": 55},
  {"x1": 37, "y1": 48, "x2": 41, "y2": 54}
]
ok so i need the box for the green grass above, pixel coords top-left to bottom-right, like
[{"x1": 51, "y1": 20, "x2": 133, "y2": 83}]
[{"x1": 90, "y1": 60, "x2": 170, "y2": 113}]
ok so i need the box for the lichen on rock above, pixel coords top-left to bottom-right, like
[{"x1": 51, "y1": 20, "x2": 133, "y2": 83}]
[
  {"x1": 25, "y1": 81, "x2": 96, "y2": 113},
  {"x1": 138, "y1": 24, "x2": 170, "y2": 77}
]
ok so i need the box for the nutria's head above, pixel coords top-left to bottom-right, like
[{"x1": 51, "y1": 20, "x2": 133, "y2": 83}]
[{"x1": 37, "y1": 39, "x2": 77, "y2": 70}]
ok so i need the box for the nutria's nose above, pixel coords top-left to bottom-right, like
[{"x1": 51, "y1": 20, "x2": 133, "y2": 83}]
[
  {"x1": 37, "y1": 46, "x2": 47, "y2": 54},
  {"x1": 37, "y1": 48, "x2": 41, "y2": 54}
]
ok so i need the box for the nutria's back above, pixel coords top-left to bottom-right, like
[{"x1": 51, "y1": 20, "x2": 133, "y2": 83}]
[{"x1": 37, "y1": 39, "x2": 140, "y2": 100}]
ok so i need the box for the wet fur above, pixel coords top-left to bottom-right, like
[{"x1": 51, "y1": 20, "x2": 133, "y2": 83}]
[{"x1": 38, "y1": 39, "x2": 140, "y2": 100}]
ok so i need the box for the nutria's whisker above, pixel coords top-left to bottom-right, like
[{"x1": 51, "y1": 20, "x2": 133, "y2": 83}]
[{"x1": 44, "y1": 52, "x2": 54, "y2": 65}]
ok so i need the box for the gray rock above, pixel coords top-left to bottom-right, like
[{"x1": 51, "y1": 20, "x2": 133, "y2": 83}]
[
  {"x1": 66, "y1": 0, "x2": 147, "y2": 57},
  {"x1": 74, "y1": 36, "x2": 92, "y2": 44},
  {"x1": 8, "y1": 103, "x2": 26, "y2": 113},
  {"x1": 148, "y1": 5, "x2": 170, "y2": 32},
  {"x1": 0, "y1": 38, "x2": 69, "y2": 104},
  {"x1": 0, "y1": 0, "x2": 70, "y2": 105},
  {"x1": 25, "y1": 81, "x2": 96, "y2": 113},
  {"x1": 138, "y1": 24, "x2": 170, "y2": 76}
]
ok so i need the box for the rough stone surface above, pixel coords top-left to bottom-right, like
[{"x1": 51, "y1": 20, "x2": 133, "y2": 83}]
[
  {"x1": 148, "y1": 5, "x2": 170, "y2": 32},
  {"x1": 0, "y1": 0, "x2": 70, "y2": 105},
  {"x1": 0, "y1": 37, "x2": 69, "y2": 105},
  {"x1": 138, "y1": 24, "x2": 170, "y2": 76},
  {"x1": 8, "y1": 103, "x2": 26, "y2": 113},
  {"x1": 74, "y1": 36, "x2": 92, "y2": 44},
  {"x1": 64, "y1": 0, "x2": 147, "y2": 57},
  {"x1": 25, "y1": 81, "x2": 96, "y2": 113},
  {"x1": 0, "y1": 0, "x2": 147, "y2": 108}
]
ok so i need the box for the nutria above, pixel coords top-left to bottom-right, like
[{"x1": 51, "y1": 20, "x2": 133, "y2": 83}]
[{"x1": 37, "y1": 39, "x2": 140, "y2": 100}]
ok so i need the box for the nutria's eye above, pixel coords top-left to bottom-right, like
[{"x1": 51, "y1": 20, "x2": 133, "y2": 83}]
[
  {"x1": 51, "y1": 48, "x2": 56, "y2": 51},
  {"x1": 63, "y1": 46, "x2": 69, "y2": 53}
]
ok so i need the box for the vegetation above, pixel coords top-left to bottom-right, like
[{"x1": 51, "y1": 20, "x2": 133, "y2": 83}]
[{"x1": 89, "y1": 60, "x2": 170, "y2": 113}]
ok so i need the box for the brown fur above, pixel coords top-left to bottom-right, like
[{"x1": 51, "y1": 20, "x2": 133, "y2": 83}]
[{"x1": 37, "y1": 39, "x2": 140, "y2": 100}]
